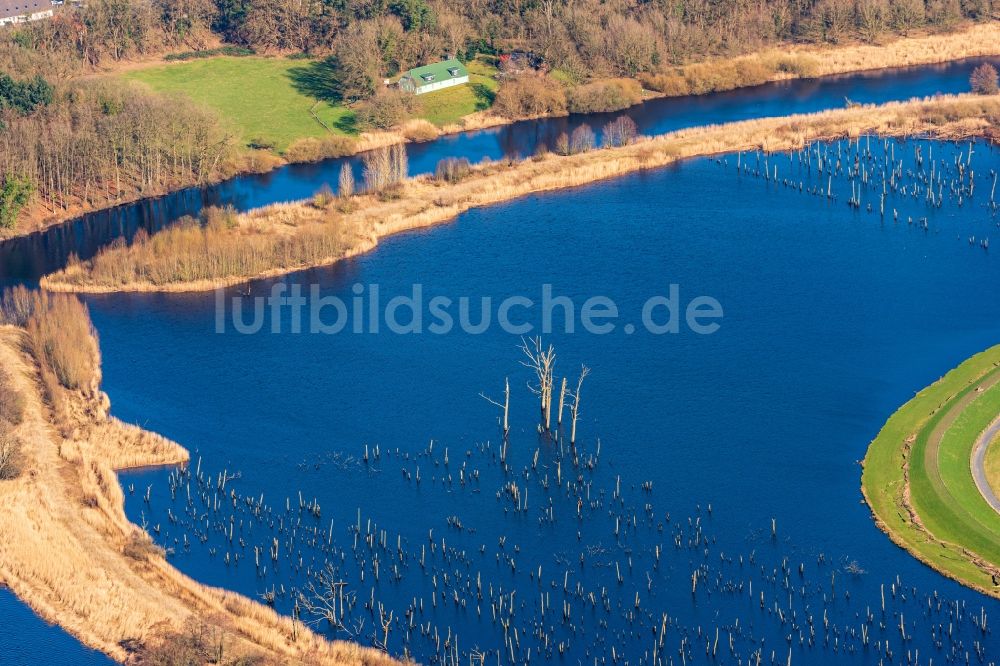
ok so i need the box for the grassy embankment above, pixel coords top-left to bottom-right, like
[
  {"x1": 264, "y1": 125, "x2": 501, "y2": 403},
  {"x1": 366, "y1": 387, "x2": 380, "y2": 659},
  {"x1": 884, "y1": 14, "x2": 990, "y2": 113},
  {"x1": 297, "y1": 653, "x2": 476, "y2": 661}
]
[
  {"x1": 0, "y1": 288, "x2": 400, "y2": 665},
  {"x1": 862, "y1": 345, "x2": 1000, "y2": 597},
  {"x1": 41, "y1": 93, "x2": 1000, "y2": 294},
  {"x1": 123, "y1": 55, "x2": 498, "y2": 152},
  {"x1": 984, "y1": 429, "x2": 1000, "y2": 492}
]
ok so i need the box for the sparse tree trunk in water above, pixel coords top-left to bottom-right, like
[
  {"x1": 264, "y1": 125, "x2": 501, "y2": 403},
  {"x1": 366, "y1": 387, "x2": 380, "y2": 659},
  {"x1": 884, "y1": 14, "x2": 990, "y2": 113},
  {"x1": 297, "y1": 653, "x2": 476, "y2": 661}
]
[
  {"x1": 569, "y1": 365, "x2": 591, "y2": 449},
  {"x1": 557, "y1": 377, "x2": 567, "y2": 434},
  {"x1": 520, "y1": 336, "x2": 556, "y2": 431},
  {"x1": 503, "y1": 377, "x2": 510, "y2": 438},
  {"x1": 480, "y1": 378, "x2": 511, "y2": 457}
]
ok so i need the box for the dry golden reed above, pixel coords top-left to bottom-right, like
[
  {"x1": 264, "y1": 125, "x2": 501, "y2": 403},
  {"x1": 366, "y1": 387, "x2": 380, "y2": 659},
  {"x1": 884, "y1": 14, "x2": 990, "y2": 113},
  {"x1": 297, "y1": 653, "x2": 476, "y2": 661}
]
[
  {"x1": 43, "y1": 93, "x2": 1000, "y2": 295},
  {"x1": 0, "y1": 296, "x2": 402, "y2": 665}
]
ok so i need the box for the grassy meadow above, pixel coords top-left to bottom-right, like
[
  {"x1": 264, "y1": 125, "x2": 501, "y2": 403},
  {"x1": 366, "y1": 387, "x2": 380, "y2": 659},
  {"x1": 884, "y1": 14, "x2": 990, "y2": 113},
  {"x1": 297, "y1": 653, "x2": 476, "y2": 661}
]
[
  {"x1": 417, "y1": 57, "x2": 499, "y2": 126},
  {"x1": 862, "y1": 344, "x2": 1000, "y2": 596},
  {"x1": 123, "y1": 55, "x2": 500, "y2": 152},
  {"x1": 124, "y1": 56, "x2": 355, "y2": 152}
]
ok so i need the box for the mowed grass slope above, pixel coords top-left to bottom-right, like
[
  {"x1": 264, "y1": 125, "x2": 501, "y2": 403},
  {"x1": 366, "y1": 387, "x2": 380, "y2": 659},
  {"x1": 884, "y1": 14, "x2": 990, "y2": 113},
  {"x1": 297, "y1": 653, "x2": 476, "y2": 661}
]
[
  {"x1": 123, "y1": 56, "x2": 355, "y2": 152},
  {"x1": 123, "y1": 55, "x2": 500, "y2": 150},
  {"x1": 862, "y1": 345, "x2": 1000, "y2": 594},
  {"x1": 416, "y1": 57, "x2": 499, "y2": 126}
]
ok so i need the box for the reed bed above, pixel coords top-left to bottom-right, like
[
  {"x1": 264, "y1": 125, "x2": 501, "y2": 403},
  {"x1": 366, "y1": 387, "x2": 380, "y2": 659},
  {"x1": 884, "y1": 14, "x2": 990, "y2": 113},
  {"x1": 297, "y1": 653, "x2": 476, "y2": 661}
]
[
  {"x1": 52, "y1": 207, "x2": 370, "y2": 290},
  {"x1": 0, "y1": 299, "x2": 401, "y2": 664},
  {"x1": 43, "y1": 94, "x2": 1000, "y2": 294},
  {"x1": 643, "y1": 22, "x2": 1000, "y2": 97}
]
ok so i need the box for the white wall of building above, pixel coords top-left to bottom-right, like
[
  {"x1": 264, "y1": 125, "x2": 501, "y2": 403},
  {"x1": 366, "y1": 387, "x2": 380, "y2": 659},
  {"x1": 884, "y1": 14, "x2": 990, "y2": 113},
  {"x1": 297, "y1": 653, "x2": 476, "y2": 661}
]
[
  {"x1": 0, "y1": 8, "x2": 53, "y2": 26},
  {"x1": 414, "y1": 75, "x2": 469, "y2": 95}
]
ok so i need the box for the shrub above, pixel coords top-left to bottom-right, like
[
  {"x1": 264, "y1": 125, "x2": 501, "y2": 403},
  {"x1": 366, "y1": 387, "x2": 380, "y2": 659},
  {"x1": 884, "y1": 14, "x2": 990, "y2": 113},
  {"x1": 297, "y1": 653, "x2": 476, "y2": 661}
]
[
  {"x1": 493, "y1": 75, "x2": 568, "y2": 118},
  {"x1": 24, "y1": 292, "x2": 100, "y2": 392},
  {"x1": 355, "y1": 88, "x2": 419, "y2": 130},
  {"x1": 569, "y1": 124, "x2": 596, "y2": 154},
  {"x1": 971, "y1": 64, "x2": 999, "y2": 96},
  {"x1": 0, "y1": 367, "x2": 25, "y2": 426},
  {"x1": 0, "y1": 284, "x2": 33, "y2": 326},
  {"x1": 0, "y1": 173, "x2": 36, "y2": 231},
  {"x1": 312, "y1": 184, "x2": 335, "y2": 209},
  {"x1": 567, "y1": 79, "x2": 643, "y2": 114},
  {"x1": 638, "y1": 71, "x2": 690, "y2": 96},
  {"x1": 401, "y1": 120, "x2": 439, "y2": 142},
  {"x1": 283, "y1": 136, "x2": 356, "y2": 163},
  {"x1": 163, "y1": 47, "x2": 255, "y2": 62},
  {"x1": 772, "y1": 55, "x2": 820, "y2": 78},
  {"x1": 363, "y1": 144, "x2": 407, "y2": 193},
  {"x1": 554, "y1": 132, "x2": 570, "y2": 156},
  {"x1": 123, "y1": 528, "x2": 165, "y2": 561},
  {"x1": 338, "y1": 163, "x2": 355, "y2": 197},
  {"x1": 1, "y1": 286, "x2": 99, "y2": 392},
  {"x1": 0, "y1": 429, "x2": 24, "y2": 481},
  {"x1": 434, "y1": 157, "x2": 473, "y2": 183},
  {"x1": 203, "y1": 205, "x2": 239, "y2": 232},
  {"x1": 603, "y1": 116, "x2": 639, "y2": 148}
]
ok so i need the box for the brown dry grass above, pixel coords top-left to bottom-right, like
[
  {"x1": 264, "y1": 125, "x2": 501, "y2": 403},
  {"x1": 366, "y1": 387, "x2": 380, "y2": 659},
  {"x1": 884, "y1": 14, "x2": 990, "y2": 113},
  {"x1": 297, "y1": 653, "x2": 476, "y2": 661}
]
[
  {"x1": 641, "y1": 22, "x2": 1000, "y2": 98},
  {"x1": 42, "y1": 93, "x2": 1000, "y2": 294},
  {"x1": 50, "y1": 207, "x2": 369, "y2": 290},
  {"x1": 0, "y1": 306, "x2": 401, "y2": 664}
]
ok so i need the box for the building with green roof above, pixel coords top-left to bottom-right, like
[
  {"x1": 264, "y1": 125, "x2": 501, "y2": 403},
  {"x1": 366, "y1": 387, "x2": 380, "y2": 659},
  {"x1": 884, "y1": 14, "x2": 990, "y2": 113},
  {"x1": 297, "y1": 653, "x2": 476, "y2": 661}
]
[{"x1": 398, "y1": 59, "x2": 469, "y2": 96}]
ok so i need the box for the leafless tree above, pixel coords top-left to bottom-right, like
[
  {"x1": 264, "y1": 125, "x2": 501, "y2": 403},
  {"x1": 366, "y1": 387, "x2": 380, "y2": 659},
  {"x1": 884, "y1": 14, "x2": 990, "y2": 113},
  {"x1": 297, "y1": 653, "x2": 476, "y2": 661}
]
[
  {"x1": 480, "y1": 377, "x2": 510, "y2": 444},
  {"x1": 568, "y1": 365, "x2": 591, "y2": 448},
  {"x1": 362, "y1": 144, "x2": 407, "y2": 193},
  {"x1": 338, "y1": 162, "x2": 355, "y2": 197},
  {"x1": 520, "y1": 336, "x2": 556, "y2": 431},
  {"x1": 298, "y1": 563, "x2": 354, "y2": 633},
  {"x1": 0, "y1": 432, "x2": 24, "y2": 481},
  {"x1": 375, "y1": 602, "x2": 393, "y2": 651}
]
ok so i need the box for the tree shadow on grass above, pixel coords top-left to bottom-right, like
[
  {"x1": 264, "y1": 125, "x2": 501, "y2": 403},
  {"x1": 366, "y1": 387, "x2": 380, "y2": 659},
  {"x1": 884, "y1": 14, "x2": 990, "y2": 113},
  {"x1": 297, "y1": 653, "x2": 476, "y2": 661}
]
[
  {"x1": 287, "y1": 56, "x2": 344, "y2": 105},
  {"x1": 334, "y1": 114, "x2": 359, "y2": 134},
  {"x1": 471, "y1": 82, "x2": 496, "y2": 112}
]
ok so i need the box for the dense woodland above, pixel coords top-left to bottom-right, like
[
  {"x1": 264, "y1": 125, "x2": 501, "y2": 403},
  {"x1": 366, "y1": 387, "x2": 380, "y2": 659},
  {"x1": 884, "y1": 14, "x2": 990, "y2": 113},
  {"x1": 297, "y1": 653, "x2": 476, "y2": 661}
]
[{"x1": 0, "y1": 0, "x2": 996, "y2": 229}]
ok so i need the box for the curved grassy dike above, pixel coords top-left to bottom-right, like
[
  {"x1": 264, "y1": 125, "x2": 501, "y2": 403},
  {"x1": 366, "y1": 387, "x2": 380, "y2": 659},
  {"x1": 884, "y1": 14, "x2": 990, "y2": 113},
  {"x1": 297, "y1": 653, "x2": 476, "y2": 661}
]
[{"x1": 862, "y1": 345, "x2": 1000, "y2": 596}]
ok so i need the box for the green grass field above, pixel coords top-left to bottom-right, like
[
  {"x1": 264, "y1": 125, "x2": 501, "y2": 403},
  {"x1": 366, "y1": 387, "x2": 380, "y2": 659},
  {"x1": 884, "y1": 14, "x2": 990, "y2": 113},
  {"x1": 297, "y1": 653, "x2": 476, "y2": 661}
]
[
  {"x1": 123, "y1": 55, "x2": 499, "y2": 152},
  {"x1": 862, "y1": 345, "x2": 1000, "y2": 594},
  {"x1": 124, "y1": 56, "x2": 355, "y2": 152},
  {"x1": 416, "y1": 58, "x2": 498, "y2": 126}
]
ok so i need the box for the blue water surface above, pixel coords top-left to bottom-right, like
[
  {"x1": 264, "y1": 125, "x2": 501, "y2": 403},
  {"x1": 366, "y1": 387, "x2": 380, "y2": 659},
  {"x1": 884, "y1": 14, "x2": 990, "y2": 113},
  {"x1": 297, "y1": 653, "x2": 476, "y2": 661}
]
[
  {"x1": 89, "y1": 139, "x2": 1000, "y2": 663},
  {"x1": 2, "y1": 58, "x2": 1000, "y2": 663}
]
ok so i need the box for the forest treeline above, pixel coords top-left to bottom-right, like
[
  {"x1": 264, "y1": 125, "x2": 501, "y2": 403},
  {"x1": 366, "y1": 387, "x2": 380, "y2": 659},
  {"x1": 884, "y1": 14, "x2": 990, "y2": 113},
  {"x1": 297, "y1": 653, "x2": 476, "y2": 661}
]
[
  {"x1": 0, "y1": 0, "x2": 996, "y2": 230},
  {"x1": 2, "y1": 0, "x2": 995, "y2": 90},
  {"x1": 0, "y1": 77, "x2": 236, "y2": 230}
]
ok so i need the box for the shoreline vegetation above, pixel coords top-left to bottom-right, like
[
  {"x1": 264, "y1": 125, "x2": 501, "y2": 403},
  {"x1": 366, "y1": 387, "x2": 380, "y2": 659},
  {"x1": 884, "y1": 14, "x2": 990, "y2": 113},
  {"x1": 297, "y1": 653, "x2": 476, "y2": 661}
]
[
  {"x1": 5, "y1": 22, "x2": 1000, "y2": 242},
  {"x1": 42, "y1": 93, "x2": 1000, "y2": 294},
  {"x1": 0, "y1": 289, "x2": 400, "y2": 664},
  {"x1": 861, "y1": 345, "x2": 1000, "y2": 599}
]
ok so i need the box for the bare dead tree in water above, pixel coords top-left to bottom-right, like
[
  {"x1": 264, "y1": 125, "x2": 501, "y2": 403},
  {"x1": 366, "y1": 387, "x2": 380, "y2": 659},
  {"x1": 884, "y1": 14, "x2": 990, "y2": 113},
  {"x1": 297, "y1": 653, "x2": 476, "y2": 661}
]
[
  {"x1": 375, "y1": 602, "x2": 393, "y2": 651},
  {"x1": 520, "y1": 337, "x2": 556, "y2": 433},
  {"x1": 480, "y1": 377, "x2": 511, "y2": 456},
  {"x1": 569, "y1": 365, "x2": 591, "y2": 449},
  {"x1": 298, "y1": 564, "x2": 354, "y2": 634},
  {"x1": 556, "y1": 376, "x2": 568, "y2": 435}
]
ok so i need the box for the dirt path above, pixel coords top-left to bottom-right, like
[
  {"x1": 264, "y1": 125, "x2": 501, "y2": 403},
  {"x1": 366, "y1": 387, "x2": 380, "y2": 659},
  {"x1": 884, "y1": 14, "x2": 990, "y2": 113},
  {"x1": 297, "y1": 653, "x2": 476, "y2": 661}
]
[{"x1": 970, "y1": 416, "x2": 1000, "y2": 513}]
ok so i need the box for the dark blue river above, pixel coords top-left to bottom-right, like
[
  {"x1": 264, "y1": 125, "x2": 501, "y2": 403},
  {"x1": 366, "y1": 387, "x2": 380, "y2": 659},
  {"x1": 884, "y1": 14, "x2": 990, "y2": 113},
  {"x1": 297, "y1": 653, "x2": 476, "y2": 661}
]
[
  {"x1": 2, "y1": 58, "x2": 1000, "y2": 664},
  {"x1": 1, "y1": 56, "x2": 996, "y2": 283}
]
